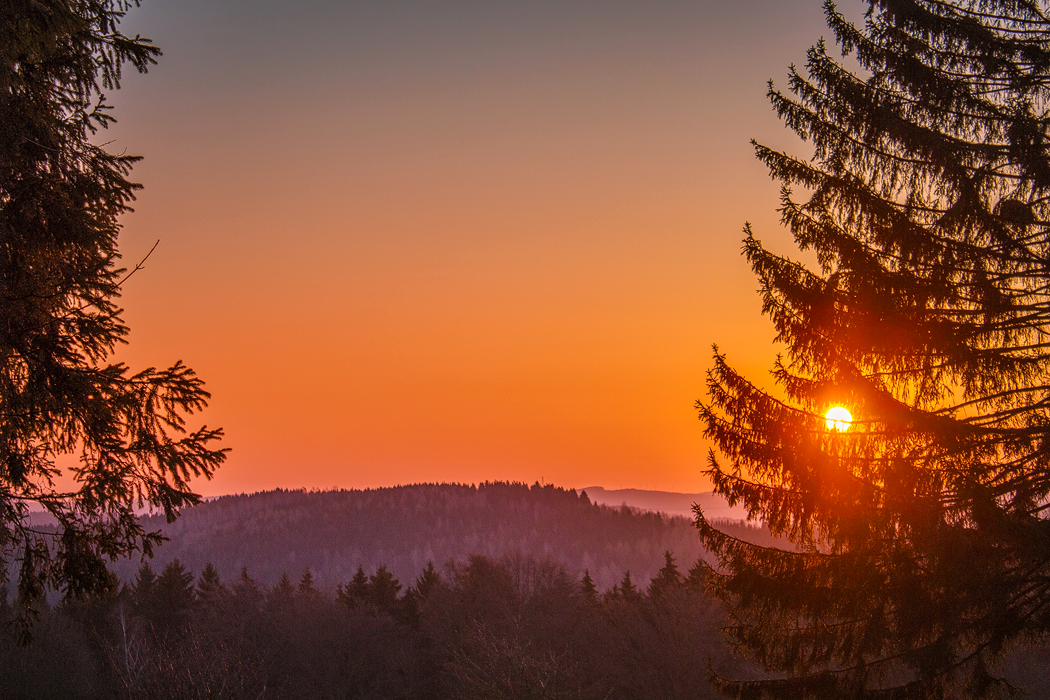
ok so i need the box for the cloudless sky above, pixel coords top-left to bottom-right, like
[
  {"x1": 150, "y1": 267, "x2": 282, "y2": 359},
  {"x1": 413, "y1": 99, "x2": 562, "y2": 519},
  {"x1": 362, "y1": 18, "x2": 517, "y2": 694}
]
[{"x1": 102, "y1": 0, "x2": 864, "y2": 495}]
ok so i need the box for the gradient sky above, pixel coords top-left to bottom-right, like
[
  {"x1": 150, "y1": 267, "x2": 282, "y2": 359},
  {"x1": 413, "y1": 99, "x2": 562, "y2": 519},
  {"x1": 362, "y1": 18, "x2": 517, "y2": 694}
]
[{"x1": 100, "y1": 0, "x2": 863, "y2": 496}]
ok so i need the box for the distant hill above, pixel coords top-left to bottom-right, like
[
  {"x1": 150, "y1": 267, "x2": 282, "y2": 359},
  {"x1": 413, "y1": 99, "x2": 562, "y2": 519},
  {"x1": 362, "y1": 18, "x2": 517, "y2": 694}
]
[
  {"x1": 579, "y1": 486, "x2": 749, "y2": 520},
  {"x1": 111, "y1": 482, "x2": 769, "y2": 593}
]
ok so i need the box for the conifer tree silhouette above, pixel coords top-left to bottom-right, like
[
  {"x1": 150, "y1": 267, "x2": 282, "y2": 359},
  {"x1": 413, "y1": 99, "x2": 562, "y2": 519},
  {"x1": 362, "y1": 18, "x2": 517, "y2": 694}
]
[
  {"x1": 153, "y1": 559, "x2": 194, "y2": 635},
  {"x1": 337, "y1": 566, "x2": 371, "y2": 609},
  {"x1": 580, "y1": 569, "x2": 600, "y2": 605},
  {"x1": 414, "y1": 560, "x2": 443, "y2": 601},
  {"x1": 615, "y1": 571, "x2": 641, "y2": 605},
  {"x1": 648, "y1": 551, "x2": 683, "y2": 599},
  {"x1": 195, "y1": 562, "x2": 226, "y2": 608},
  {"x1": 0, "y1": 0, "x2": 226, "y2": 629},
  {"x1": 298, "y1": 568, "x2": 318, "y2": 598},
  {"x1": 232, "y1": 566, "x2": 263, "y2": 615},
  {"x1": 698, "y1": 0, "x2": 1050, "y2": 697},
  {"x1": 368, "y1": 565, "x2": 402, "y2": 615},
  {"x1": 270, "y1": 572, "x2": 296, "y2": 603}
]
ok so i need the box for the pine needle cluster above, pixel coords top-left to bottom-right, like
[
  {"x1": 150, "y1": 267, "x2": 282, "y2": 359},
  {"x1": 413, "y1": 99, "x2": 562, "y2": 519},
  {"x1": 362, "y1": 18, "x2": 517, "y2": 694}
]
[{"x1": 0, "y1": 0, "x2": 225, "y2": 635}]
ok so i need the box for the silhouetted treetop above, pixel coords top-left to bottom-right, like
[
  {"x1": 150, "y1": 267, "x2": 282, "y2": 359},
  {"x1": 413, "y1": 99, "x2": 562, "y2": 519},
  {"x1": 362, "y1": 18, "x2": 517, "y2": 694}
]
[
  {"x1": 195, "y1": 562, "x2": 225, "y2": 606},
  {"x1": 297, "y1": 568, "x2": 318, "y2": 598},
  {"x1": 0, "y1": 0, "x2": 226, "y2": 631},
  {"x1": 580, "y1": 569, "x2": 599, "y2": 606},
  {"x1": 698, "y1": 0, "x2": 1050, "y2": 698},
  {"x1": 647, "y1": 551, "x2": 683, "y2": 599}
]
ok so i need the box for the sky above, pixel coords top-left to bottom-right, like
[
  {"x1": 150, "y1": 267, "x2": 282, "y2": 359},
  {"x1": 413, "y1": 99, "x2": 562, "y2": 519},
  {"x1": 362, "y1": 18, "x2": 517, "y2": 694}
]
[{"x1": 101, "y1": 0, "x2": 863, "y2": 496}]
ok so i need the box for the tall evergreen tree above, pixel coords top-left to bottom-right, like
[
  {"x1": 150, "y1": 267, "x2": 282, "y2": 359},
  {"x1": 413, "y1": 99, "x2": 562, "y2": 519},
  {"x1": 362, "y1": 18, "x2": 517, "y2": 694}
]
[
  {"x1": 697, "y1": 0, "x2": 1050, "y2": 697},
  {"x1": 129, "y1": 561, "x2": 157, "y2": 619},
  {"x1": 337, "y1": 565, "x2": 371, "y2": 610},
  {"x1": 414, "y1": 560, "x2": 443, "y2": 601},
  {"x1": 580, "y1": 569, "x2": 600, "y2": 606},
  {"x1": 0, "y1": 0, "x2": 226, "y2": 622},
  {"x1": 647, "y1": 551, "x2": 683, "y2": 599},
  {"x1": 612, "y1": 571, "x2": 641, "y2": 605},
  {"x1": 684, "y1": 558, "x2": 707, "y2": 593},
  {"x1": 270, "y1": 572, "x2": 296, "y2": 604},
  {"x1": 232, "y1": 566, "x2": 263, "y2": 615},
  {"x1": 368, "y1": 565, "x2": 402, "y2": 615},
  {"x1": 152, "y1": 559, "x2": 193, "y2": 634},
  {"x1": 195, "y1": 562, "x2": 226, "y2": 609},
  {"x1": 297, "y1": 568, "x2": 318, "y2": 598}
]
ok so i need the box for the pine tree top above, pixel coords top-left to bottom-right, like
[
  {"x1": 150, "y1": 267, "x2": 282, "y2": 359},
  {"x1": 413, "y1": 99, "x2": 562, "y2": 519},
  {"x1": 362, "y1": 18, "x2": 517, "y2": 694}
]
[
  {"x1": 698, "y1": 0, "x2": 1050, "y2": 696},
  {"x1": 0, "y1": 0, "x2": 226, "y2": 631}
]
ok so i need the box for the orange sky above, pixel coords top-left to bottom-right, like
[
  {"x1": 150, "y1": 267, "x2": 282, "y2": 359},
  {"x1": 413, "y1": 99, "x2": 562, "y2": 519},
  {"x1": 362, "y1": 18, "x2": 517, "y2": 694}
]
[{"x1": 99, "y1": 0, "x2": 858, "y2": 495}]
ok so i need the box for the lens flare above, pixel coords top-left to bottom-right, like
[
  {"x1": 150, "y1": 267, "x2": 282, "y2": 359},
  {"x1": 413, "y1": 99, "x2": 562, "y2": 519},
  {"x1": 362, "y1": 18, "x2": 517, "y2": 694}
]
[{"x1": 825, "y1": 406, "x2": 852, "y2": 431}]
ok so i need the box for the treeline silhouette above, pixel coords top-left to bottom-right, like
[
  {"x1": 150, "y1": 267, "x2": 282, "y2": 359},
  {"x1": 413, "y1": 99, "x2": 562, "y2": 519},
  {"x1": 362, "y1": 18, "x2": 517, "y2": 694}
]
[
  {"x1": 110, "y1": 482, "x2": 775, "y2": 592},
  {"x1": 0, "y1": 551, "x2": 745, "y2": 699},
  {"x1": 5, "y1": 481, "x2": 1049, "y2": 697}
]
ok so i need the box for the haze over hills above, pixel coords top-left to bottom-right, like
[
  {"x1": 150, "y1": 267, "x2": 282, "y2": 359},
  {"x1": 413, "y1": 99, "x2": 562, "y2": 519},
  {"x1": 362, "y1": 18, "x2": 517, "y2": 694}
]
[
  {"x1": 579, "y1": 486, "x2": 749, "y2": 520},
  {"x1": 27, "y1": 484, "x2": 748, "y2": 525},
  {"x1": 109, "y1": 482, "x2": 762, "y2": 592},
  {"x1": 14, "y1": 485, "x2": 1050, "y2": 700}
]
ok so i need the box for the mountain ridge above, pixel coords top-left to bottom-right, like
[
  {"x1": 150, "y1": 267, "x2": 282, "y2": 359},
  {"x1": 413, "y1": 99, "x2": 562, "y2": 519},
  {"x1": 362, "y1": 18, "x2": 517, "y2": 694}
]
[{"x1": 109, "y1": 482, "x2": 762, "y2": 592}]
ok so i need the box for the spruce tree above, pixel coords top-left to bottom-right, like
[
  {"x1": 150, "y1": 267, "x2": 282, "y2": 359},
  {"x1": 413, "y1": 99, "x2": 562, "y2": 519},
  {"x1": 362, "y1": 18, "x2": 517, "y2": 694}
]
[
  {"x1": 0, "y1": 0, "x2": 226, "y2": 621},
  {"x1": 412, "y1": 560, "x2": 444, "y2": 602},
  {"x1": 232, "y1": 566, "x2": 262, "y2": 614},
  {"x1": 647, "y1": 551, "x2": 683, "y2": 599},
  {"x1": 297, "y1": 568, "x2": 318, "y2": 598},
  {"x1": 129, "y1": 562, "x2": 157, "y2": 619},
  {"x1": 195, "y1": 562, "x2": 226, "y2": 607},
  {"x1": 580, "y1": 569, "x2": 599, "y2": 605},
  {"x1": 153, "y1": 559, "x2": 194, "y2": 634},
  {"x1": 697, "y1": 0, "x2": 1050, "y2": 697},
  {"x1": 684, "y1": 559, "x2": 707, "y2": 593},
  {"x1": 615, "y1": 571, "x2": 641, "y2": 605},
  {"x1": 270, "y1": 572, "x2": 296, "y2": 603},
  {"x1": 368, "y1": 565, "x2": 402, "y2": 615},
  {"x1": 337, "y1": 566, "x2": 371, "y2": 609}
]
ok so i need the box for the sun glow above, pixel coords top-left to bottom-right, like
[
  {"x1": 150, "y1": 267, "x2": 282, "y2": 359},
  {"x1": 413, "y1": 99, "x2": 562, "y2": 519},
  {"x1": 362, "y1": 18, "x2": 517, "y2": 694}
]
[{"x1": 825, "y1": 406, "x2": 852, "y2": 431}]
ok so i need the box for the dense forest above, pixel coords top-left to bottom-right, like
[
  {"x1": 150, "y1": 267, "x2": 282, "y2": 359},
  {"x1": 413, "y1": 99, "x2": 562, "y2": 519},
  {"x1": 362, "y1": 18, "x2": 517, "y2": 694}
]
[
  {"x1": 5, "y1": 482, "x2": 1048, "y2": 698},
  {"x1": 0, "y1": 550, "x2": 744, "y2": 699},
  {"x1": 107, "y1": 482, "x2": 771, "y2": 592}
]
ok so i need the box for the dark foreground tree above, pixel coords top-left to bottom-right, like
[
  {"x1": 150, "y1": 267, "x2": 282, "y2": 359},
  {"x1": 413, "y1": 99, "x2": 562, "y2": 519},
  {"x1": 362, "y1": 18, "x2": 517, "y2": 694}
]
[
  {"x1": 698, "y1": 0, "x2": 1050, "y2": 697},
  {"x1": 0, "y1": 0, "x2": 225, "y2": 630}
]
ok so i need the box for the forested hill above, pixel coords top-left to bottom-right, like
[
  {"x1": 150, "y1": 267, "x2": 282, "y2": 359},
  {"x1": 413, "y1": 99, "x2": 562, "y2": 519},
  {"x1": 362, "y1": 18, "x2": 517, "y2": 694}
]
[{"x1": 114, "y1": 482, "x2": 769, "y2": 592}]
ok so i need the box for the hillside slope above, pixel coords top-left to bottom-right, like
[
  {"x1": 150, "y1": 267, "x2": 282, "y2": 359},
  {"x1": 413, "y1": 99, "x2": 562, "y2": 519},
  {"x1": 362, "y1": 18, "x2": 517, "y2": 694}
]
[{"x1": 115, "y1": 482, "x2": 765, "y2": 591}]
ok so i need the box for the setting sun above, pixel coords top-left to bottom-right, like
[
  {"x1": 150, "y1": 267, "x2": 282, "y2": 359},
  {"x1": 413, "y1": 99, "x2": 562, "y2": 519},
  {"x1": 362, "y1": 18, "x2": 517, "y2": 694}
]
[{"x1": 825, "y1": 406, "x2": 852, "y2": 431}]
